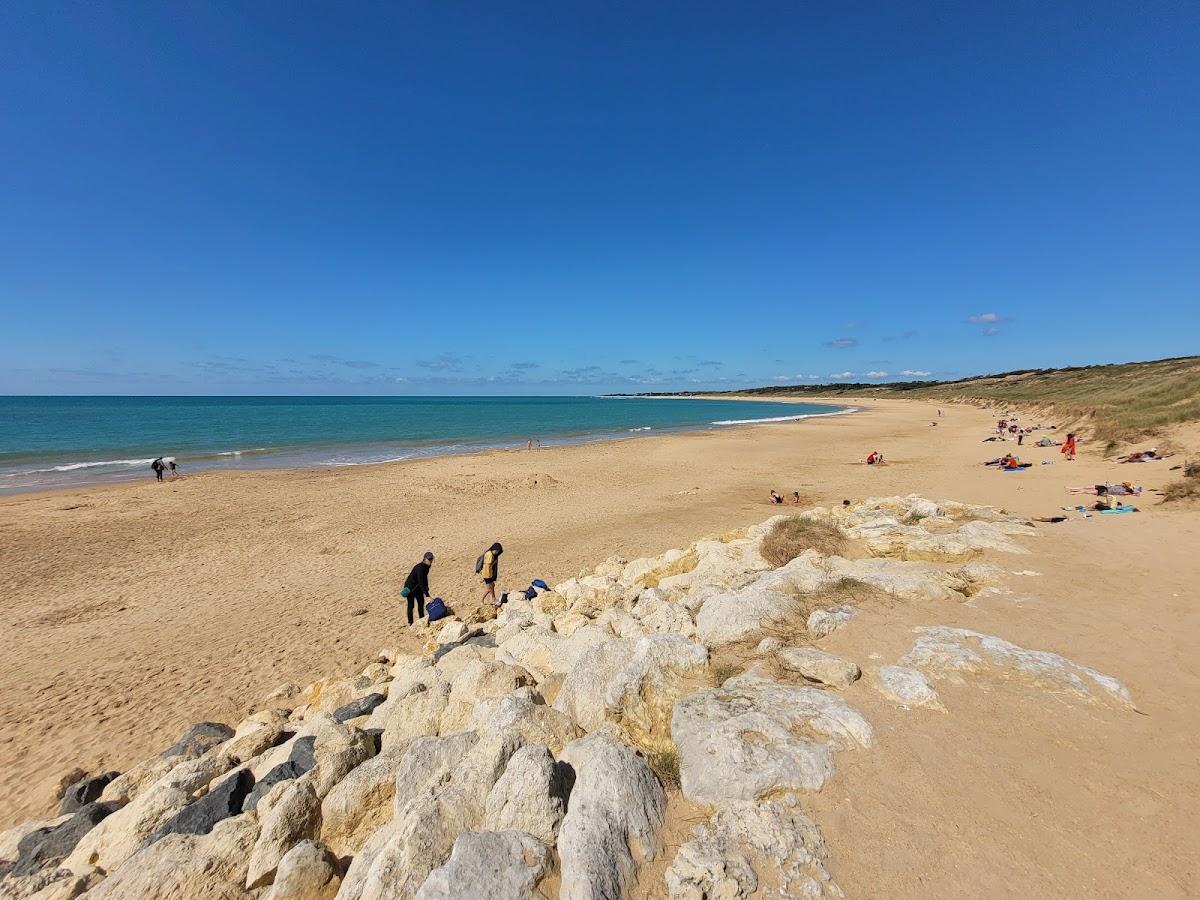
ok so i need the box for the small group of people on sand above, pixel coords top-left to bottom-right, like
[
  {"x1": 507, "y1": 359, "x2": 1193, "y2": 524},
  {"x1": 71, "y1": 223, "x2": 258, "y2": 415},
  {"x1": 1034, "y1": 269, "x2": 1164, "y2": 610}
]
[
  {"x1": 769, "y1": 490, "x2": 803, "y2": 505},
  {"x1": 400, "y1": 541, "x2": 507, "y2": 628},
  {"x1": 150, "y1": 457, "x2": 178, "y2": 481}
]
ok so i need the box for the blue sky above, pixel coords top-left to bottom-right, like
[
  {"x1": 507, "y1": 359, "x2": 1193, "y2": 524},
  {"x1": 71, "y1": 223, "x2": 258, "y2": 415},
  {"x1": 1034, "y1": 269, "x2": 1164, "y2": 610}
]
[{"x1": 1, "y1": 2, "x2": 1197, "y2": 395}]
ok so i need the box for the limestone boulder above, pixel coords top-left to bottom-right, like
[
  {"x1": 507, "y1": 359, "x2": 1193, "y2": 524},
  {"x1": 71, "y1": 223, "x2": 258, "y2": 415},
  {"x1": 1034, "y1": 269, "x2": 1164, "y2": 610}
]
[
  {"x1": 695, "y1": 586, "x2": 796, "y2": 648},
  {"x1": 900, "y1": 626, "x2": 1134, "y2": 708},
  {"x1": 776, "y1": 648, "x2": 861, "y2": 688},
  {"x1": 83, "y1": 814, "x2": 259, "y2": 900},
  {"x1": 553, "y1": 638, "x2": 635, "y2": 734},
  {"x1": 264, "y1": 839, "x2": 342, "y2": 900},
  {"x1": 439, "y1": 659, "x2": 535, "y2": 734},
  {"x1": 874, "y1": 666, "x2": 944, "y2": 710},
  {"x1": 413, "y1": 830, "x2": 549, "y2": 900},
  {"x1": 666, "y1": 798, "x2": 843, "y2": 900},
  {"x1": 483, "y1": 744, "x2": 566, "y2": 844},
  {"x1": 672, "y1": 674, "x2": 873, "y2": 805},
  {"x1": 551, "y1": 611, "x2": 590, "y2": 638},
  {"x1": 372, "y1": 680, "x2": 452, "y2": 749},
  {"x1": 246, "y1": 778, "x2": 323, "y2": 888},
  {"x1": 604, "y1": 634, "x2": 709, "y2": 752},
  {"x1": 100, "y1": 722, "x2": 234, "y2": 805},
  {"x1": 467, "y1": 691, "x2": 582, "y2": 754},
  {"x1": 8, "y1": 802, "x2": 119, "y2": 879},
  {"x1": 806, "y1": 605, "x2": 858, "y2": 638},
  {"x1": 319, "y1": 745, "x2": 407, "y2": 856},
  {"x1": 496, "y1": 626, "x2": 562, "y2": 683},
  {"x1": 557, "y1": 734, "x2": 666, "y2": 900}
]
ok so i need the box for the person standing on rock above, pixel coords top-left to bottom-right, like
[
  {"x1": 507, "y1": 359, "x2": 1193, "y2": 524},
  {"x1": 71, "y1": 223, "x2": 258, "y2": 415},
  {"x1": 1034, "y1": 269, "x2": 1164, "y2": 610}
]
[
  {"x1": 479, "y1": 542, "x2": 503, "y2": 609},
  {"x1": 404, "y1": 552, "x2": 434, "y2": 626}
]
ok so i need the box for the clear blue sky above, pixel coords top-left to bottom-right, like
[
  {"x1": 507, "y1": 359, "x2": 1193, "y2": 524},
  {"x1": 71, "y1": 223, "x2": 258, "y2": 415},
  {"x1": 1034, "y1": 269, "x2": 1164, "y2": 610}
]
[{"x1": 2, "y1": 2, "x2": 1197, "y2": 395}]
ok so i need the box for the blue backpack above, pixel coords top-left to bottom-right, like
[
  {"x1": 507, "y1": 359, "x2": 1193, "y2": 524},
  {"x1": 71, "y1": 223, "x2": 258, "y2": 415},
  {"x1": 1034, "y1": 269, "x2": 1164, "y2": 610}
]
[{"x1": 426, "y1": 598, "x2": 449, "y2": 622}]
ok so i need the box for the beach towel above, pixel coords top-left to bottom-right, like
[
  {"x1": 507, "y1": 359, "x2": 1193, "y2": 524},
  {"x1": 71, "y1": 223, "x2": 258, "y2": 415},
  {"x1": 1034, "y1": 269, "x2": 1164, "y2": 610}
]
[
  {"x1": 1100, "y1": 505, "x2": 1138, "y2": 515},
  {"x1": 1001, "y1": 465, "x2": 1031, "y2": 471}
]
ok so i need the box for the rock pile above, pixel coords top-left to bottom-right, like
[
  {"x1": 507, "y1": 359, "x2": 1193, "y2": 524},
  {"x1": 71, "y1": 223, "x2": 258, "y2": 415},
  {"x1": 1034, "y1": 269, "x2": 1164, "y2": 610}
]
[{"x1": 0, "y1": 495, "x2": 1135, "y2": 899}]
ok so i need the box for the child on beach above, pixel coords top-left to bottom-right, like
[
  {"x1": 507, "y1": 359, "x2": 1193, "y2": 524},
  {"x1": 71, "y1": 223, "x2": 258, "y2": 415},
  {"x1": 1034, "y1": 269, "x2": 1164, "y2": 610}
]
[{"x1": 769, "y1": 490, "x2": 783, "y2": 504}]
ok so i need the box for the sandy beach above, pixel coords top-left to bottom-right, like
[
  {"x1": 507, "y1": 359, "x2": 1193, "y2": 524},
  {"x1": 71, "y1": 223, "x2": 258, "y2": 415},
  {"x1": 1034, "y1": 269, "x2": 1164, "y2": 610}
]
[{"x1": 2, "y1": 398, "x2": 1197, "y2": 896}]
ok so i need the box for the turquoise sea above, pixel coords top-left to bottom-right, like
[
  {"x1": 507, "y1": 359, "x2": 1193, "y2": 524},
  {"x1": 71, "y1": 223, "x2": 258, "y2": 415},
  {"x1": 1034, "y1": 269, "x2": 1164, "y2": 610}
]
[{"x1": 0, "y1": 396, "x2": 852, "y2": 493}]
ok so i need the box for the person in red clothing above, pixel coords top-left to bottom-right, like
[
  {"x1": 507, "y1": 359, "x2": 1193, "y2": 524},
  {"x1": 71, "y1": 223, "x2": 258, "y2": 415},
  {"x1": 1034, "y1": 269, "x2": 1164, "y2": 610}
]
[{"x1": 1061, "y1": 432, "x2": 1078, "y2": 461}]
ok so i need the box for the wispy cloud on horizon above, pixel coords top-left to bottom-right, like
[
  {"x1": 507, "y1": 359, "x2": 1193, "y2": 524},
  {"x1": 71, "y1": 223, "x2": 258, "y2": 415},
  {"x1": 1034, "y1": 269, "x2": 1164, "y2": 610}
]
[{"x1": 823, "y1": 338, "x2": 858, "y2": 349}]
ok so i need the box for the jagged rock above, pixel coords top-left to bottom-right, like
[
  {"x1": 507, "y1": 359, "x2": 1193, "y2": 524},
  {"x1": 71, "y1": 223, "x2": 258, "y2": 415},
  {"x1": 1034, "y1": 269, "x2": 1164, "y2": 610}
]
[
  {"x1": 496, "y1": 626, "x2": 563, "y2": 683},
  {"x1": 83, "y1": 814, "x2": 259, "y2": 899},
  {"x1": 554, "y1": 625, "x2": 619, "y2": 675},
  {"x1": 236, "y1": 709, "x2": 292, "y2": 737},
  {"x1": 13, "y1": 866, "x2": 103, "y2": 900},
  {"x1": 319, "y1": 745, "x2": 407, "y2": 856},
  {"x1": 374, "y1": 679, "x2": 452, "y2": 749},
  {"x1": 333, "y1": 732, "x2": 481, "y2": 898},
  {"x1": 557, "y1": 734, "x2": 665, "y2": 900},
  {"x1": 672, "y1": 674, "x2": 873, "y2": 805},
  {"x1": 436, "y1": 620, "x2": 472, "y2": 646},
  {"x1": 666, "y1": 798, "x2": 843, "y2": 900},
  {"x1": 553, "y1": 638, "x2": 636, "y2": 733},
  {"x1": 756, "y1": 637, "x2": 784, "y2": 653},
  {"x1": 58, "y1": 772, "x2": 119, "y2": 815},
  {"x1": 333, "y1": 693, "x2": 387, "y2": 724},
  {"x1": 468, "y1": 690, "x2": 582, "y2": 754},
  {"x1": 807, "y1": 605, "x2": 857, "y2": 638},
  {"x1": 347, "y1": 730, "x2": 526, "y2": 900},
  {"x1": 900, "y1": 627, "x2": 1134, "y2": 708},
  {"x1": 433, "y1": 644, "x2": 494, "y2": 679},
  {"x1": 144, "y1": 768, "x2": 254, "y2": 846},
  {"x1": 483, "y1": 744, "x2": 566, "y2": 844},
  {"x1": 776, "y1": 647, "x2": 861, "y2": 688},
  {"x1": 302, "y1": 716, "x2": 377, "y2": 799},
  {"x1": 164, "y1": 722, "x2": 235, "y2": 758},
  {"x1": 695, "y1": 586, "x2": 798, "y2": 648},
  {"x1": 246, "y1": 778, "x2": 322, "y2": 888},
  {"x1": 595, "y1": 607, "x2": 645, "y2": 639},
  {"x1": 874, "y1": 666, "x2": 943, "y2": 710},
  {"x1": 637, "y1": 600, "x2": 697, "y2": 638},
  {"x1": 604, "y1": 635, "x2": 709, "y2": 753},
  {"x1": 100, "y1": 721, "x2": 234, "y2": 805},
  {"x1": 552, "y1": 611, "x2": 590, "y2": 637},
  {"x1": 439, "y1": 659, "x2": 536, "y2": 733},
  {"x1": 9, "y1": 802, "x2": 118, "y2": 878},
  {"x1": 305, "y1": 678, "x2": 361, "y2": 716},
  {"x1": 63, "y1": 779, "x2": 191, "y2": 874},
  {"x1": 1, "y1": 816, "x2": 72, "y2": 867},
  {"x1": 243, "y1": 736, "x2": 316, "y2": 813},
  {"x1": 264, "y1": 839, "x2": 342, "y2": 900},
  {"x1": 413, "y1": 831, "x2": 549, "y2": 900}
]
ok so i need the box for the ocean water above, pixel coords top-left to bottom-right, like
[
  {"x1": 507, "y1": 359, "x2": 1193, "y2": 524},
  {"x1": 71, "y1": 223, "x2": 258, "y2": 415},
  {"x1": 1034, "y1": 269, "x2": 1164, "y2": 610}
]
[{"x1": 0, "y1": 395, "x2": 852, "y2": 493}]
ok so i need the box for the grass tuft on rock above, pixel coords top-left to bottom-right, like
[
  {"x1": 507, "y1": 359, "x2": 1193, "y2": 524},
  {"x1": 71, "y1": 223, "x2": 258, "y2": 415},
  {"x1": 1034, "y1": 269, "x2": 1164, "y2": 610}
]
[
  {"x1": 760, "y1": 519, "x2": 847, "y2": 567},
  {"x1": 647, "y1": 747, "x2": 681, "y2": 790}
]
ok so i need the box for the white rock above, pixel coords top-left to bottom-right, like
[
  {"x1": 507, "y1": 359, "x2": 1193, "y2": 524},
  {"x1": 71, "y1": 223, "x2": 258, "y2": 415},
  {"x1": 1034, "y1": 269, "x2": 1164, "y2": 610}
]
[
  {"x1": 551, "y1": 611, "x2": 590, "y2": 638},
  {"x1": 320, "y1": 745, "x2": 407, "y2": 856},
  {"x1": 901, "y1": 627, "x2": 1134, "y2": 708},
  {"x1": 413, "y1": 831, "x2": 549, "y2": 900},
  {"x1": 433, "y1": 643, "x2": 495, "y2": 679},
  {"x1": 553, "y1": 638, "x2": 636, "y2": 733},
  {"x1": 874, "y1": 666, "x2": 943, "y2": 710},
  {"x1": 806, "y1": 605, "x2": 857, "y2": 638},
  {"x1": 672, "y1": 674, "x2": 873, "y2": 805},
  {"x1": 468, "y1": 690, "x2": 582, "y2": 754},
  {"x1": 373, "y1": 680, "x2": 451, "y2": 749},
  {"x1": 246, "y1": 778, "x2": 322, "y2": 888},
  {"x1": 604, "y1": 634, "x2": 709, "y2": 752},
  {"x1": 436, "y1": 620, "x2": 472, "y2": 646},
  {"x1": 483, "y1": 744, "x2": 565, "y2": 845},
  {"x1": 695, "y1": 586, "x2": 797, "y2": 648},
  {"x1": 496, "y1": 626, "x2": 563, "y2": 683},
  {"x1": 557, "y1": 734, "x2": 666, "y2": 900},
  {"x1": 264, "y1": 839, "x2": 342, "y2": 900},
  {"x1": 776, "y1": 647, "x2": 861, "y2": 688},
  {"x1": 666, "y1": 798, "x2": 844, "y2": 900},
  {"x1": 440, "y1": 659, "x2": 535, "y2": 733}
]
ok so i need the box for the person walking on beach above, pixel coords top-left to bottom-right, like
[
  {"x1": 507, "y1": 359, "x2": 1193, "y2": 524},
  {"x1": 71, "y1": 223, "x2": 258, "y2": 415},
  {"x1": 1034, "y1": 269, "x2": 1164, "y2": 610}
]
[
  {"x1": 479, "y1": 542, "x2": 503, "y2": 608},
  {"x1": 404, "y1": 552, "x2": 434, "y2": 626},
  {"x1": 1061, "y1": 432, "x2": 1078, "y2": 461},
  {"x1": 151, "y1": 457, "x2": 166, "y2": 482}
]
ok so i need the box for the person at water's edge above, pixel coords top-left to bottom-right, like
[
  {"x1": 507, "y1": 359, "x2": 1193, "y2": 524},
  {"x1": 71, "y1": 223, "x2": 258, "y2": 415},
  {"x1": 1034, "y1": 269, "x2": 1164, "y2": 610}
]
[
  {"x1": 151, "y1": 457, "x2": 165, "y2": 482},
  {"x1": 405, "y1": 552, "x2": 434, "y2": 625},
  {"x1": 481, "y1": 542, "x2": 503, "y2": 608}
]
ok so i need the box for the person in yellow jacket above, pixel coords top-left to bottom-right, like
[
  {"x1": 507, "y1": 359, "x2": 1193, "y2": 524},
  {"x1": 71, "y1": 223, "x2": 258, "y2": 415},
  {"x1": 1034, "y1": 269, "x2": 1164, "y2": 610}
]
[{"x1": 479, "y1": 542, "x2": 504, "y2": 608}]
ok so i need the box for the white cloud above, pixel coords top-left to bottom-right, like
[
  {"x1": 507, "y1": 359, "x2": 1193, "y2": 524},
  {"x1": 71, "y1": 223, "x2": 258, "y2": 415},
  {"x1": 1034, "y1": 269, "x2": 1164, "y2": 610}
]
[
  {"x1": 772, "y1": 375, "x2": 792, "y2": 381},
  {"x1": 967, "y1": 312, "x2": 1003, "y2": 324},
  {"x1": 900, "y1": 369, "x2": 931, "y2": 377},
  {"x1": 829, "y1": 371, "x2": 856, "y2": 379},
  {"x1": 864, "y1": 370, "x2": 889, "y2": 378}
]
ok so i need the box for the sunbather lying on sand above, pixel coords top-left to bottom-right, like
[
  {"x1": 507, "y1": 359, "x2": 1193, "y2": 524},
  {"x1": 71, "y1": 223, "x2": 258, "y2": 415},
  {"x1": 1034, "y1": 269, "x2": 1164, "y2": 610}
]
[
  {"x1": 1068, "y1": 483, "x2": 1142, "y2": 496},
  {"x1": 1118, "y1": 449, "x2": 1171, "y2": 463}
]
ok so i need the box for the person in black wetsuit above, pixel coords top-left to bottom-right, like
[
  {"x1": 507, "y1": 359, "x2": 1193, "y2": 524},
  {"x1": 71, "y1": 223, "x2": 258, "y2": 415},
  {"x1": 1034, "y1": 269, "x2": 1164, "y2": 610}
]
[
  {"x1": 404, "y1": 552, "x2": 434, "y2": 626},
  {"x1": 151, "y1": 457, "x2": 165, "y2": 481}
]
